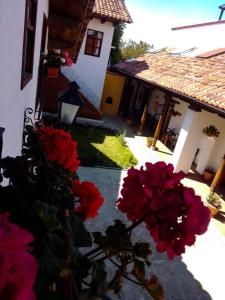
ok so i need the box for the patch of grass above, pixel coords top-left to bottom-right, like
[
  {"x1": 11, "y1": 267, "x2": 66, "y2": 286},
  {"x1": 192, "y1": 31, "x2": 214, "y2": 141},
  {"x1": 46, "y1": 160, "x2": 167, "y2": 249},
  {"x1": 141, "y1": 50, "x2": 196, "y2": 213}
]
[{"x1": 65, "y1": 124, "x2": 138, "y2": 169}]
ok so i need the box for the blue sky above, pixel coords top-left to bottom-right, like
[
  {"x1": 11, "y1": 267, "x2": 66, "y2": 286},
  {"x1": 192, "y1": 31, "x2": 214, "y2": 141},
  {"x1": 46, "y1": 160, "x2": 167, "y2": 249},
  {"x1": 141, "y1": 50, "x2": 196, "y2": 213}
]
[{"x1": 124, "y1": 0, "x2": 223, "y2": 46}]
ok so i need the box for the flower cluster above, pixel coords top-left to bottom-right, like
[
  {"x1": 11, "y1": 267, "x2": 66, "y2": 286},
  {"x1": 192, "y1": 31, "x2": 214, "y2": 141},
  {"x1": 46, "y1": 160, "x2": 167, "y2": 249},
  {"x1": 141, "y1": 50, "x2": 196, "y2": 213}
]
[
  {"x1": 117, "y1": 162, "x2": 210, "y2": 259},
  {"x1": 72, "y1": 180, "x2": 104, "y2": 220},
  {"x1": 36, "y1": 126, "x2": 80, "y2": 173},
  {"x1": 0, "y1": 213, "x2": 38, "y2": 300},
  {"x1": 42, "y1": 50, "x2": 73, "y2": 68}
]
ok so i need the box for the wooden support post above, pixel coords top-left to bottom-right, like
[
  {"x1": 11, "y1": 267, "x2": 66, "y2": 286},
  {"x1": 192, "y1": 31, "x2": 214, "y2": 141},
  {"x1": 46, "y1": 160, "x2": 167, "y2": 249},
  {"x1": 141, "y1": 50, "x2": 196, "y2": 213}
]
[
  {"x1": 137, "y1": 89, "x2": 153, "y2": 135},
  {"x1": 151, "y1": 94, "x2": 171, "y2": 150},
  {"x1": 211, "y1": 155, "x2": 225, "y2": 191}
]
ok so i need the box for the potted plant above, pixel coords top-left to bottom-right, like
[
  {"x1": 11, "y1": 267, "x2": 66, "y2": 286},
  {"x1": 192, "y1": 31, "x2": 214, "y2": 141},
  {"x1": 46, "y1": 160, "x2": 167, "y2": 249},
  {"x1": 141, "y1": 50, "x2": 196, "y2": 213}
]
[
  {"x1": 203, "y1": 125, "x2": 220, "y2": 137},
  {"x1": 42, "y1": 50, "x2": 73, "y2": 78},
  {"x1": 146, "y1": 136, "x2": 153, "y2": 147},
  {"x1": 203, "y1": 167, "x2": 215, "y2": 181},
  {"x1": 206, "y1": 189, "x2": 222, "y2": 216}
]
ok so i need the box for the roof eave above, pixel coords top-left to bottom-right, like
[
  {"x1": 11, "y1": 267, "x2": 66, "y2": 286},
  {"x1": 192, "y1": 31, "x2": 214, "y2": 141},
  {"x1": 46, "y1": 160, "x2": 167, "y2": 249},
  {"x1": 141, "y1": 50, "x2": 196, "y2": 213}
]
[
  {"x1": 92, "y1": 13, "x2": 133, "y2": 24},
  {"x1": 113, "y1": 67, "x2": 225, "y2": 117}
]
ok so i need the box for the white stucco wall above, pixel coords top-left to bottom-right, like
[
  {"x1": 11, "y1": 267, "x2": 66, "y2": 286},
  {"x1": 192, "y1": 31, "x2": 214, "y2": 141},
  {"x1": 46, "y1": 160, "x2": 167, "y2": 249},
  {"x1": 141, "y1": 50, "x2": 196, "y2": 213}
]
[
  {"x1": 199, "y1": 110, "x2": 225, "y2": 171},
  {"x1": 72, "y1": 18, "x2": 114, "y2": 108},
  {"x1": 168, "y1": 99, "x2": 189, "y2": 134},
  {"x1": 168, "y1": 98, "x2": 225, "y2": 172},
  {"x1": 170, "y1": 22, "x2": 225, "y2": 52},
  {"x1": 0, "y1": 0, "x2": 48, "y2": 158}
]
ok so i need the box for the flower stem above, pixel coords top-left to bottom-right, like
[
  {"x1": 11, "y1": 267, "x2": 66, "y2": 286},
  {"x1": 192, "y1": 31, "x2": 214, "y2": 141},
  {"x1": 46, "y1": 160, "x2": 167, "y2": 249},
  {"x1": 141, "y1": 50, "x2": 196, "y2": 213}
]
[
  {"x1": 109, "y1": 258, "x2": 141, "y2": 286},
  {"x1": 84, "y1": 214, "x2": 149, "y2": 259}
]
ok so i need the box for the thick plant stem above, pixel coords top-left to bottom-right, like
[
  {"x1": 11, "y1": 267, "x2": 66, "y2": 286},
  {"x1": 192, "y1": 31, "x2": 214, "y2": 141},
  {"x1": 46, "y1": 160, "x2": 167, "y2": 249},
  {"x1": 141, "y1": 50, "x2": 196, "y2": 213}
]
[{"x1": 84, "y1": 213, "x2": 149, "y2": 259}]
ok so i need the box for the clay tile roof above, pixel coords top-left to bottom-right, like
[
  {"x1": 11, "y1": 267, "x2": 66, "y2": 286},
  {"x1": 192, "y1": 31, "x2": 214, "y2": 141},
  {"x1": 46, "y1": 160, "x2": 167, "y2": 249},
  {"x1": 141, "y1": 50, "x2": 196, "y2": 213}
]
[
  {"x1": 114, "y1": 50, "x2": 225, "y2": 113},
  {"x1": 93, "y1": 0, "x2": 132, "y2": 23}
]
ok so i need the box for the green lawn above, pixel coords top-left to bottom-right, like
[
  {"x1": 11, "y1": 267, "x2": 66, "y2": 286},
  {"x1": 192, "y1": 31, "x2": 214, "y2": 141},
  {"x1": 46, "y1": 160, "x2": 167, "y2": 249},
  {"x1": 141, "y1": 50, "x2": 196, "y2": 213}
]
[{"x1": 65, "y1": 124, "x2": 138, "y2": 169}]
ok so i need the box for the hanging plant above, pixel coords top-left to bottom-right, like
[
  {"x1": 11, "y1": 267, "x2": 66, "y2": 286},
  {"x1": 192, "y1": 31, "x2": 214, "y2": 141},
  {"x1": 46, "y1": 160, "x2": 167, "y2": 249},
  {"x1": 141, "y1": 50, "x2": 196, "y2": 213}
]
[{"x1": 203, "y1": 125, "x2": 220, "y2": 137}]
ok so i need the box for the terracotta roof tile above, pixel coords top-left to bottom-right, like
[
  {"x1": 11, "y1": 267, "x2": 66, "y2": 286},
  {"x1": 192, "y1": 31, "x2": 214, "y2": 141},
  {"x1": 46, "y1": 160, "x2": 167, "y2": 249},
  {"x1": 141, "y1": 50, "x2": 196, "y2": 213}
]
[
  {"x1": 93, "y1": 0, "x2": 132, "y2": 23},
  {"x1": 115, "y1": 51, "x2": 225, "y2": 112}
]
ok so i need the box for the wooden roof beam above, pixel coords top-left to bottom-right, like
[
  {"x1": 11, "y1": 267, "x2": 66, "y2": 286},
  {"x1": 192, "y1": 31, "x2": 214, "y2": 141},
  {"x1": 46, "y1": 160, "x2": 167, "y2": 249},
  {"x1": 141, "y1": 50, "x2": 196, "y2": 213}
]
[
  {"x1": 49, "y1": 13, "x2": 80, "y2": 27},
  {"x1": 48, "y1": 38, "x2": 74, "y2": 49}
]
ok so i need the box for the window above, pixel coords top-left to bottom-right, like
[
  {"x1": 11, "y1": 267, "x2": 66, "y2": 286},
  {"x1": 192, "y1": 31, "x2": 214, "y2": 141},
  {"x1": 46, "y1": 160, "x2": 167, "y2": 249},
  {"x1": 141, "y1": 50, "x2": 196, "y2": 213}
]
[
  {"x1": 84, "y1": 29, "x2": 103, "y2": 57},
  {"x1": 21, "y1": 0, "x2": 38, "y2": 89}
]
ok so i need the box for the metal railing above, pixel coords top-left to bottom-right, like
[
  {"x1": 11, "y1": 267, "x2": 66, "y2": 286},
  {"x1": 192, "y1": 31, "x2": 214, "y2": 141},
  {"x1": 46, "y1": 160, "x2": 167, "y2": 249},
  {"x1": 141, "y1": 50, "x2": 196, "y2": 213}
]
[{"x1": 61, "y1": 67, "x2": 100, "y2": 109}]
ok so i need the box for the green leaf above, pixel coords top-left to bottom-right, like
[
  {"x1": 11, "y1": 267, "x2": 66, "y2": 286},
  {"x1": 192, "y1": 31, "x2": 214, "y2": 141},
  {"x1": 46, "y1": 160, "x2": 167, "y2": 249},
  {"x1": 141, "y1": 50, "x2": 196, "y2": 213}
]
[
  {"x1": 92, "y1": 231, "x2": 107, "y2": 246},
  {"x1": 67, "y1": 215, "x2": 92, "y2": 247},
  {"x1": 133, "y1": 258, "x2": 145, "y2": 277},
  {"x1": 35, "y1": 201, "x2": 60, "y2": 230},
  {"x1": 74, "y1": 257, "x2": 92, "y2": 279},
  {"x1": 105, "y1": 220, "x2": 132, "y2": 251},
  {"x1": 34, "y1": 233, "x2": 65, "y2": 298},
  {"x1": 90, "y1": 262, "x2": 108, "y2": 297},
  {"x1": 134, "y1": 242, "x2": 152, "y2": 259},
  {"x1": 107, "y1": 270, "x2": 123, "y2": 296}
]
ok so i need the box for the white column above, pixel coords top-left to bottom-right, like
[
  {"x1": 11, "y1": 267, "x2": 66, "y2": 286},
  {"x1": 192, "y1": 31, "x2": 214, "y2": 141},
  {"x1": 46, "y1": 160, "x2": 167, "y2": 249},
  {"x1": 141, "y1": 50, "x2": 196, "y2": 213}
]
[
  {"x1": 195, "y1": 136, "x2": 215, "y2": 174},
  {"x1": 172, "y1": 108, "x2": 202, "y2": 173}
]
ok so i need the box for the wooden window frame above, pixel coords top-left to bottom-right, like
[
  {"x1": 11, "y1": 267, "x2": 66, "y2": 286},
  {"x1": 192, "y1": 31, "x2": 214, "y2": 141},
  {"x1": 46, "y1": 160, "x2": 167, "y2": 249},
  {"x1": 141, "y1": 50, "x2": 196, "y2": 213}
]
[
  {"x1": 84, "y1": 29, "x2": 104, "y2": 58},
  {"x1": 21, "y1": 0, "x2": 38, "y2": 90}
]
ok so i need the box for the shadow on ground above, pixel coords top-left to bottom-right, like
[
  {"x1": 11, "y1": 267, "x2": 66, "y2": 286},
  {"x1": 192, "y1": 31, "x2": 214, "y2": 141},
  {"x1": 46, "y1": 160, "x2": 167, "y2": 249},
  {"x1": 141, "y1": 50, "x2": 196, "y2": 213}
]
[{"x1": 78, "y1": 167, "x2": 213, "y2": 300}]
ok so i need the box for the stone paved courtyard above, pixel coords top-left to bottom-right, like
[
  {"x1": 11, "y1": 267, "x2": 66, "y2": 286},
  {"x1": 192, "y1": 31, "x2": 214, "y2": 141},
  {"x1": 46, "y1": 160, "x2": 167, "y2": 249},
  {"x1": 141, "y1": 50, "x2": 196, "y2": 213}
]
[{"x1": 78, "y1": 166, "x2": 225, "y2": 300}]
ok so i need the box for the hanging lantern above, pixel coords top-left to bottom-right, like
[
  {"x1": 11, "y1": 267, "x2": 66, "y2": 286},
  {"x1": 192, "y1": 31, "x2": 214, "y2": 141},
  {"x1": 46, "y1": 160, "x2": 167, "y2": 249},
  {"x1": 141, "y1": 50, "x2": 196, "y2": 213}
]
[{"x1": 58, "y1": 81, "x2": 83, "y2": 124}]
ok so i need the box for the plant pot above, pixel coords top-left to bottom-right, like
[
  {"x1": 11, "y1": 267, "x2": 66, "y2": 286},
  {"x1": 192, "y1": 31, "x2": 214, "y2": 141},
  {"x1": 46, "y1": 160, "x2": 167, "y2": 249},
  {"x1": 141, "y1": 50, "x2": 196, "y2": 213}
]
[
  {"x1": 203, "y1": 170, "x2": 214, "y2": 182},
  {"x1": 206, "y1": 203, "x2": 220, "y2": 216},
  {"x1": 146, "y1": 137, "x2": 152, "y2": 148},
  {"x1": 47, "y1": 67, "x2": 59, "y2": 78}
]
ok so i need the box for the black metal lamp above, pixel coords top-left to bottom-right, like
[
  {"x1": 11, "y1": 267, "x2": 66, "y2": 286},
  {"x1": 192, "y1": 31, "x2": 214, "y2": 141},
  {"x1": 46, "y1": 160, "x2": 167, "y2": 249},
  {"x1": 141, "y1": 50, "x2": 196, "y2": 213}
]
[{"x1": 58, "y1": 81, "x2": 83, "y2": 124}]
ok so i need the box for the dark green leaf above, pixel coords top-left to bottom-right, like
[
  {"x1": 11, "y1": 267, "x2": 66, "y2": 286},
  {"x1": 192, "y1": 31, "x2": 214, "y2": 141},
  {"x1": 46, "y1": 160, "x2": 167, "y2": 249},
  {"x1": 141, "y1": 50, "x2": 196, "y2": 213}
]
[
  {"x1": 92, "y1": 231, "x2": 106, "y2": 246},
  {"x1": 67, "y1": 215, "x2": 92, "y2": 247},
  {"x1": 74, "y1": 257, "x2": 92, "y2": 279}
]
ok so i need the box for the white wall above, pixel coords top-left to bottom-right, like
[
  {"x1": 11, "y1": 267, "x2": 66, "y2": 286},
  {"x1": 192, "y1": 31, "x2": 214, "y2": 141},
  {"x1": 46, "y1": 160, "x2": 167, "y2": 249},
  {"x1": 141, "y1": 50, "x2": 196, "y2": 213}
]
[
  {"x1": 72, "y1": 18, "x2": 114, "y2": 108},
  {"x1": 0, "y1": 0, "x2": 48, "y2": 158},
  {"x1": 170, "y1": 22, "x2": 225, "y2": 53},
  {"x1": 200, "y1": 111, "x2": 225, "y2": 171},
  {"x1": 168, "y1": 98, "x2": 225, "y2": 171},
  {"x1": 168, "y1": 99, "x2": 189, "y2": 134}
]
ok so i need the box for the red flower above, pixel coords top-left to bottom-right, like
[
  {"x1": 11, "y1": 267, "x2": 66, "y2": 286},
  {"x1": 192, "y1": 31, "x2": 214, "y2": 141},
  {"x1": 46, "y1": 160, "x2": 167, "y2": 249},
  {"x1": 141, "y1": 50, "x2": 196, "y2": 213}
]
[
  {"x1": 66, "y1": 57, "x2": 73, "y2": 67},
  {"x1": 117, "y1": 168, "x2": 149, "y2": 221},
  {"x1": 62, "y1": 51, "x2": 69, "y2": 59},
  {"x1": 0, "y1": 213, "x2": 38, "y2": 300},
  {"x1": 36, "y1": 127, "x2": 80, "y2": 173},
  {"x1": 72, "y1": 181, "x2": 104, "y2": 220},
  {"x1": 117, "y1": 162, "x2": 210, "y2": 259}
]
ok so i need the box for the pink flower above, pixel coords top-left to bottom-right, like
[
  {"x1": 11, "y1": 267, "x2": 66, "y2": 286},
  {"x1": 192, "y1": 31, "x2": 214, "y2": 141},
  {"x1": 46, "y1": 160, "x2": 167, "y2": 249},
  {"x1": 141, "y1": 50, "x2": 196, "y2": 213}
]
[{"x1": 0, "y1": 213, "x2": 38, "y2": 300}]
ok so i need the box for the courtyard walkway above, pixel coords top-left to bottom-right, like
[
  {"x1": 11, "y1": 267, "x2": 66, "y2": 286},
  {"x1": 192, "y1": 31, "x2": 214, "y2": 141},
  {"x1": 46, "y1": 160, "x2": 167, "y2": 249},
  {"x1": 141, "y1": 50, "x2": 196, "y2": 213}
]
[{"x1": 77, "y1": 116, "x2": 225, "y2": 300}]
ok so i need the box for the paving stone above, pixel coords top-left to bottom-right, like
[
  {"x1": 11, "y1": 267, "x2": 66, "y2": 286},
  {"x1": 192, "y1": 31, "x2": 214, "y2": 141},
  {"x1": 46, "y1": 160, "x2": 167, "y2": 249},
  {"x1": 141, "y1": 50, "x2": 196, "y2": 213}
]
[{"x1": 77, "y1": 118, "x2": 225, "y2": 300}]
